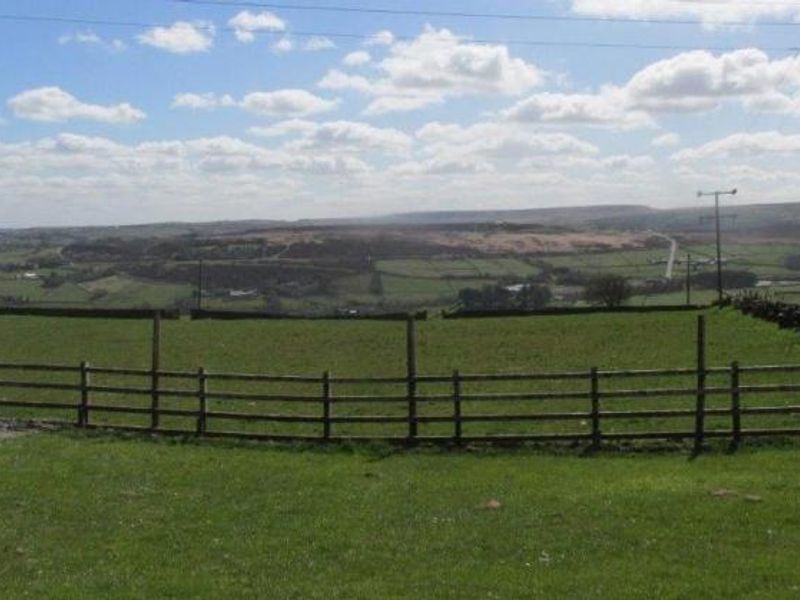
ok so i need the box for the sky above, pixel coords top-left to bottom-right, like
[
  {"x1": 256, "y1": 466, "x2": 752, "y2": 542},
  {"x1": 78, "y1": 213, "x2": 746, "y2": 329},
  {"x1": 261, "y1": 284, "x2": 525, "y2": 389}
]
[{"x1": 3, "y1": 0, "x2": 800, "y2": 227}]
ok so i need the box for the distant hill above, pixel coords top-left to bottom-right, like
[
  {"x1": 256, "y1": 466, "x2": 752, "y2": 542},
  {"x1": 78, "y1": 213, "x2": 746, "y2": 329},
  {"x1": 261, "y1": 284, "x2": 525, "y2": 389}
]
[{"x1": 3, "y1": 202, "x2": 800, "y2": 241}]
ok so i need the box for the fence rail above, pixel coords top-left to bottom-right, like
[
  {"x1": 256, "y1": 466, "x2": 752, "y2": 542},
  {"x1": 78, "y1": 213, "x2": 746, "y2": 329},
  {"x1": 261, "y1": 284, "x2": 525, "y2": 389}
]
[{"x1": 1, "y1": 358, "x2": 800, "y2": 449}]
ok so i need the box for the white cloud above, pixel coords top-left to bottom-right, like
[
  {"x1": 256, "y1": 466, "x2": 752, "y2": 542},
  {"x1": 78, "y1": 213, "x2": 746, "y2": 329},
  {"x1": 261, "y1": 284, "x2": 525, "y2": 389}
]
[
  {"x1": 304, "y1": 37, "x2": 336, "y2": 51},
  {"x1": 570, "y1": 0, "x2": 800, "y2": 26},
  {"x1": 365, "y1": 30, "x2": 395, "y2": 47},
  {"x1": 228, "y1": 11, "x2": 286, "y2": 43},
  {"x1": 58, "y1": 30, "x2": 127, "y2": 52},
  {"x1": 8, "y1": 87, "x2": 145, "y2": 124},
  {"x1": 625, "y1": 49, "x2": 800, "y2": 112},
  {"x1": 268, "y1": 120, "x2": 413, "y2": 155},
  {"x1": 652, "y1": 133, "x2": 681, "y2": 147},
  {"x1": 137, "y1": 21, "x2": 214, "y2": 54},
  {"x1": 171, "y1": 93, "x2": 236, "y2": 110},
  {"x1": 414, "y1": 121, "x2": 599, "y2": 170},
  {"x1": 390, "y1": 157, "x2": 494, "y2": 176},
  {"x1": 343, "y1": 51, "x2": 371, "y2": 67},
  {"x1": 503, "y1": 90, "x2": 654, "y2": 129},
  {"x1": 672, "y1": 131, "x2": 800, "y2": 161},
  {"x1": 241, "y1": 89, "x2": 339, "y2": 117},
  {"x1": 500, "y1": 48, "x2": 800, "y2": 131},
  {"x1": 319, "y1": 26, "x2": 543, "y2": 114},
  {"x1": 272, "y1": 37, "x2": 294, "y2": 54},
  {"x1": 248, "y1": 119, "x2": 319, "y2": 138}
]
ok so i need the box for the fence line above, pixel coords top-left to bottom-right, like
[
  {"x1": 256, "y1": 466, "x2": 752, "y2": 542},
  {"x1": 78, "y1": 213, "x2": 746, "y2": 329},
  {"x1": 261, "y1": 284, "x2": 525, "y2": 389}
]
[{"x1": 1, "y1": 358, "x2": 800, "y2": 449}]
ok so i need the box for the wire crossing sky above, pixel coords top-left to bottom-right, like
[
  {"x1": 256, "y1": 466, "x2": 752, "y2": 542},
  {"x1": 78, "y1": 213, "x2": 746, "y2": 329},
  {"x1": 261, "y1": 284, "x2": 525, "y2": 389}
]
[{"x1": 2, "y1": 0, "x2": 800, "y2": 227}]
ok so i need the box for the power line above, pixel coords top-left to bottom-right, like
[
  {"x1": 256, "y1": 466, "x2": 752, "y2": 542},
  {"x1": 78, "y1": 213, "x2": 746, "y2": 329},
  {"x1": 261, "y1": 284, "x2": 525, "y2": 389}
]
[
  {"x1": 171, "y1": 0, "x2": 800, "y2": 28},
  {"x1": 1, "y1": 13, "x2": 799, "y2": 53}
]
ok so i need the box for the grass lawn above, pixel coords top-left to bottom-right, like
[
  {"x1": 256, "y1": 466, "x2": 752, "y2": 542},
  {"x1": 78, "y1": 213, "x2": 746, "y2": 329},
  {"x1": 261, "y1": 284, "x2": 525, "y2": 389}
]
[{"x1": 0, "y1": 431, "x2": 798, "y2": 598}]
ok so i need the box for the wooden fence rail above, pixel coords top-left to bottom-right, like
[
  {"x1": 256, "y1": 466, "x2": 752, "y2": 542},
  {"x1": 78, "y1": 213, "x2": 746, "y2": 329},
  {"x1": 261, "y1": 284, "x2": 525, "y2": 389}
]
[{"x1": 0, "y1": 358, "x2": 800, "y2": 450}]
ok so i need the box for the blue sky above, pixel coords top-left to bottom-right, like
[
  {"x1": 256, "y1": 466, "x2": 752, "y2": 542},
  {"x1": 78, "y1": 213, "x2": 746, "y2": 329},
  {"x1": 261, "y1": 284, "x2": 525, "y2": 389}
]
[{"x1": 3, "y1": 0, "x2": 800, "y2": 227}]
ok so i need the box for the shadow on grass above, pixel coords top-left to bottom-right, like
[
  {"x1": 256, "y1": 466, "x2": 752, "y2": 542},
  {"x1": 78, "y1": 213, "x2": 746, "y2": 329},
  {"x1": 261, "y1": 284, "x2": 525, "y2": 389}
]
[{"x1": 6, "y1": 418, "x2": 800, "y2": 461}]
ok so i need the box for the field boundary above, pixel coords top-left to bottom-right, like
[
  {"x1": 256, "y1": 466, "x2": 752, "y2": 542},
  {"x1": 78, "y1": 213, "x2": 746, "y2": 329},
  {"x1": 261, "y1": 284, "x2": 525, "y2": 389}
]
[
  {"x1": 2, "y1": 358, "x2": 799, "y2": 451},
  {"x1": 0, "y1": 307, "x2": 180, "y2": 320},
  {"x1": 189, "y1": 309, "x2": 428, "y2": 321},
  {"x1": 443, "y1": 304, "x2": 709, "y2": 319}
]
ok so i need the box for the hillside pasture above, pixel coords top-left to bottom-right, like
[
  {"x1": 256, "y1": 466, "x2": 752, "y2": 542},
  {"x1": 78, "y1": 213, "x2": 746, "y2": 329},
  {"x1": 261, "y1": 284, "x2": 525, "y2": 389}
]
[
  {"x1": 1, "y1": 309, "x2": 799, "y2": 441},
  {"x1": 0, "y1": 433, "x2": 799, "y2": 598}
]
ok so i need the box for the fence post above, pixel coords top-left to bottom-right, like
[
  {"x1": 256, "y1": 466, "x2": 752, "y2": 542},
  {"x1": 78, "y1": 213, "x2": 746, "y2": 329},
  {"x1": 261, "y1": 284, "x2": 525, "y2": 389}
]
[
  {"x1": 694, "y1": 315, "x2": 707, "y2": 455},
  {"x1": 590, "y1": 367, "x2": 601, "y2": 450},
  {"x1": 731, "y1": 361, "x2": 741, "y2": 449},
  {"x1": 79, "y1": 361, "x2": 90, "y2": 427},
  {"x1": 453, "y1": 370, "x2": 462, "y2": 443},
  {"x1": 196, "y1": 367, "x2": 208, "y2": 436},
  {"x1": 406, "y1": 315, "x2": 418, "y2": 440},
  {"x1": 150, "y1": 311, "x2": 161, "y2": 430},
  {"x1": 322, "y1": 371, "x2": 332, "y2": 441}
]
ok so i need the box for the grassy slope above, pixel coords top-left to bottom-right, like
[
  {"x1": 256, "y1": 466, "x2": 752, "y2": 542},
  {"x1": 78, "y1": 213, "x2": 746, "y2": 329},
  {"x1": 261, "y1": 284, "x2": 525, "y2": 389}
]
[
  {"x1": 1, "y1": 308, "x2": 800, "y2": 438},
  {"x1": 0, "y1": 432, "x2": 798, "y2": 598},
  {"x1": 3, "y1": 308, "x2": 799, "y2": 374}
]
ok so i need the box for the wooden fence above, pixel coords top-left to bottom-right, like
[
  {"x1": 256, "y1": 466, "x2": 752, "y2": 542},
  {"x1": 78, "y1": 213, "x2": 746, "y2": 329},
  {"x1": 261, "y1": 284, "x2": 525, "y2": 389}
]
[
  {"x1": 1, "y1": 314, "x2": 799, "y2": 450},
  {"x1": 2, "y1": 358, "x2": 800, "y2": 451}
]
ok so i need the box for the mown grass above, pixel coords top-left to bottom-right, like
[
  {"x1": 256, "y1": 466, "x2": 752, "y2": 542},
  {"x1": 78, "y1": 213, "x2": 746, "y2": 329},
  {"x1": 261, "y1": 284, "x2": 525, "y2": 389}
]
[
  {"x1": 1, "y1": 309, "x2": 799, "y2": 438},
  {"x1": 0, "y1": 432, "x2": 799, "y2": 598}
]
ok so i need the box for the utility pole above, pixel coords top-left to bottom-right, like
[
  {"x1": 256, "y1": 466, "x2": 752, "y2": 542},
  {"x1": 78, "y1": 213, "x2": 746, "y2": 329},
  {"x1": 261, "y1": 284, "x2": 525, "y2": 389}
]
[
  {"x1": 697, "y1": 189, "x2": 737, "y2": 305},
  {"x1": 196, "y1": 259, "x2": 204, "y2": 311}
]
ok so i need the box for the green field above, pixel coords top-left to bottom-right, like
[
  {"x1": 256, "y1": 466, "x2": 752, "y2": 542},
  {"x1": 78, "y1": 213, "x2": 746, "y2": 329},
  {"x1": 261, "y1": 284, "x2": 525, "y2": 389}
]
[
  {"x1": 376, "y1": 257, "x2": 542, "y2": 279},
  {"x1": 1, "y1": 309, "x2": 800, "y2": 438},
  {"x1": 1, "y1": 432, "x2": 799, "y2": 598}
]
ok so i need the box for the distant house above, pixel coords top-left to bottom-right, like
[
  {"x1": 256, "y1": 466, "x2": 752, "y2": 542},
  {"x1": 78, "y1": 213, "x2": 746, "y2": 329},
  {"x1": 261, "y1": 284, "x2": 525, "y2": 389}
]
[
  {"x1": 21, "y1": 272, "x2": 40, "y2": 280},
  {"x1": 228, "y1": 289, "x2": 257, "y2": 298}
]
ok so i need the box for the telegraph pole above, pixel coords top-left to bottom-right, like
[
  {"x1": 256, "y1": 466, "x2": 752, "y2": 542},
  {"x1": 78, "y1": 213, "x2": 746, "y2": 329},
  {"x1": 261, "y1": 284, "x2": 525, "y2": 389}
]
[
  {"x1": 697, "y1": 189, "x2": 737, "y2": 305},
  {"x1": 196, "y1": 259, "x2": 204, "y2": 311}
]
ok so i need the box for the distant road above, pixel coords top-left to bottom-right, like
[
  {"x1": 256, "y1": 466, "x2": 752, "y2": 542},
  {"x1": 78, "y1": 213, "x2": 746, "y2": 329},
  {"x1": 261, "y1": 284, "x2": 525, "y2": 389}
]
[{"x1": 649, "y1": 232, "x2": 678, "y2": 280}]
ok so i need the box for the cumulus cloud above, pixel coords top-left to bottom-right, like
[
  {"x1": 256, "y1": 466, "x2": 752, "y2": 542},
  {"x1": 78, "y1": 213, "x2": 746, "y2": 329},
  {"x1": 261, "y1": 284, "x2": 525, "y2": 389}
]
[
  {"x1": 625, "y1": 49, "x2": 800, "y2": 112},
  {"x1": 8, "y1": 87, "x2": 145, "y2": 124},
  {"x1": 500, "y1": 48, "x2": 800, "y2": 131},
  {"x1": 343, "y1": 51, "x2": 371, "y2": 67},
  {"x1": 137, "y1": 21, "x2": 214, "y2": 54},
  {"x1": 365, "y1": 30, "x2": 395, "y2": 47},
  {"x1": 250, "y1": 120, "x2": 412, "y2": 155},
  {"x1": 58, "y1": 30, "x2": 126, "y2": 52},
  {"x1": 414, "y1": 121, "x2": 598, "y2": 171},
  {"x1": 652, "y1": 133, "x2": 681, "y2": 147},
  {"x1": 570, "y1": 0, "x2": 800, "y2": 26},
  {"x1": 304, "y1": 37, "x2": 336, "y2": 51},
  {"x1": 241, "y1": 89, "x2": 339, "y2": 117},
  {"x1": 171, "y1": 93, "x2": 236, "y2": 110},
  {"x1": 228, "y1": 11, "x2": 286, "y2": 43},
  {"x1": 503, "y1": 90, "x2": 654, "y2": 129},
  {"x1": 672, "y1": 131, "x2": 800, "y2": 161},
  {"x1": 271, "y1": 37, "x2": 294, "y2": 54},
  {"x1": 319, "y1": 26, "x2": 543, "y2": 114}
]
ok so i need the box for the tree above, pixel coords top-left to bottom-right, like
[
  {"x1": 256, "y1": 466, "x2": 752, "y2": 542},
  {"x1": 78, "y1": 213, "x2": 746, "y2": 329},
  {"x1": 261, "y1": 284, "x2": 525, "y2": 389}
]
[
  {"x1": 784, "y1": 255, "x2": 800, "y2": 271},
  {"x1": 584, "y1": 274, "x2": 632, "y2": 307},
  {"x1": 516, "y1": 284, "x2": 552, "y2": 310}
]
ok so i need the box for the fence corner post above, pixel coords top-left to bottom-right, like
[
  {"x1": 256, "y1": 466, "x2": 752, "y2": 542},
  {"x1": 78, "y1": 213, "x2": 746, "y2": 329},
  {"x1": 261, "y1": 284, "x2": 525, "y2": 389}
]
[
  {"x1": 590, "y1": 367, "x2": 601, "y2": 451},
  {"x1": 453, "y1": 369, "x2": 462, "y2": 444},
  {"x1": 731, "y1": 361, "x2": 741, "y2": 450},
  {"x1": 406, "y1": 315, "x2": 418, "y2": 441},
  {"x1": 79, "y1": 361, "x2": 90, "y2": 428},
  {"x1": 150, "y1": 311, "x2": 162, "y2": 430},
  {"x1": 694, "y1": 315, "x2": 707, "y2": 456},
  {"x1": 322, "y1": 371, "x2": 332, "y2": 441},
  {"x1": 196, "y1": 367, "x2": 208, "y2": 436}
]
